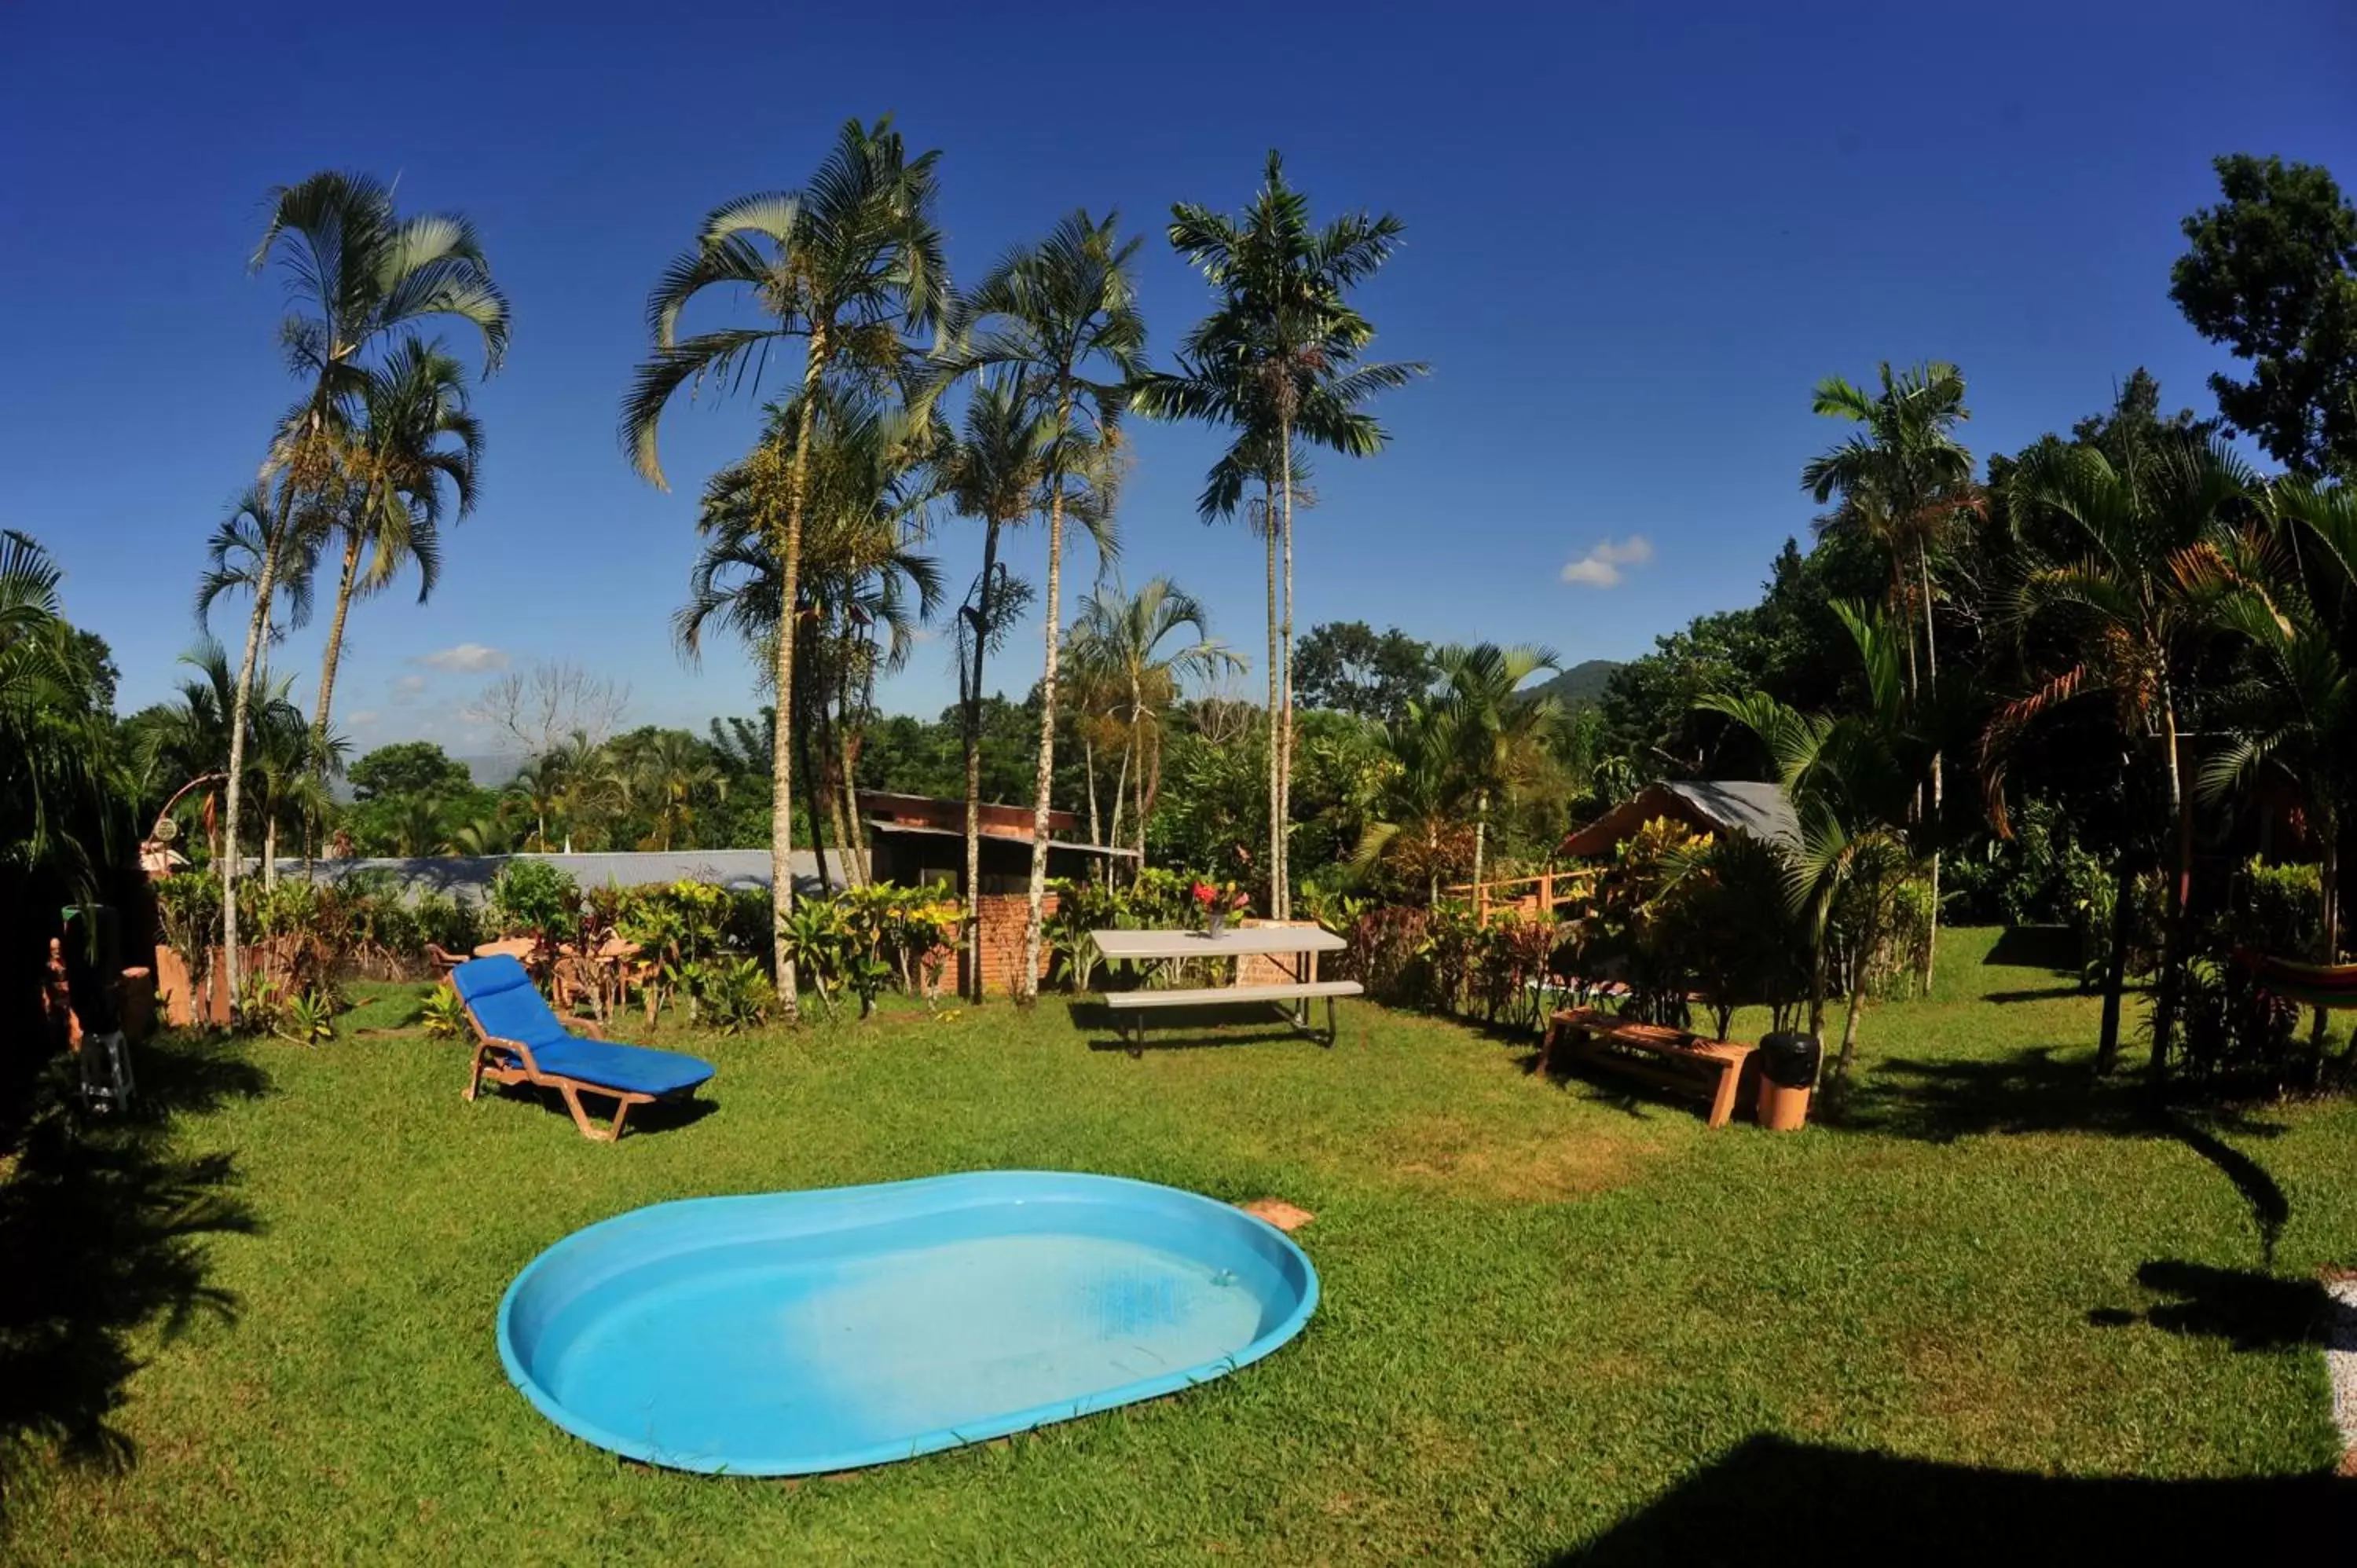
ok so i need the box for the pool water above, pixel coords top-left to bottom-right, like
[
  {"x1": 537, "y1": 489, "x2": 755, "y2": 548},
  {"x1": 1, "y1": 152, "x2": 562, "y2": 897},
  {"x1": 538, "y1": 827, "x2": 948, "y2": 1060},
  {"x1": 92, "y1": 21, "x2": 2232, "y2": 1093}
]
[{"x1": 498, "y1": 1173, "x2": 1318, "y2": 1474}]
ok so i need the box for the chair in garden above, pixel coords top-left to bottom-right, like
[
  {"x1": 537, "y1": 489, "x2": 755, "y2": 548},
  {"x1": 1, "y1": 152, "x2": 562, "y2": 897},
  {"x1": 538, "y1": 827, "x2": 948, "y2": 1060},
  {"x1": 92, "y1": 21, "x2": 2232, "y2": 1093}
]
[{"x1": 449, "y1": 955, "x2": 717, "y2": 1142}]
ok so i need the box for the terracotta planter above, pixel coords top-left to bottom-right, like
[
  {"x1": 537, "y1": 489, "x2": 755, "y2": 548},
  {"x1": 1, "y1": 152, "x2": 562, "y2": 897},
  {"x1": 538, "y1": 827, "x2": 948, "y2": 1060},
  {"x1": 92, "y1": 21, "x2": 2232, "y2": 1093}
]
[
  {"x1": 117, "y1": 967, "x2": 157, "y2": 1045},
  {"x1": 1757, "y1": 1078, "x2": 1811, "y2": 1132}
]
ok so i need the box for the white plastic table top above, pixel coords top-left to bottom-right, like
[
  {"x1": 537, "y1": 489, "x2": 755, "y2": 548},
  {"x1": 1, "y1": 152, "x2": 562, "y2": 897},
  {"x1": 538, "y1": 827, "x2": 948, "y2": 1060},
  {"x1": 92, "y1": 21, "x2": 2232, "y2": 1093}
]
[{"x1": 1089, "y1": 926, "x2": 1345, "y2": 961}]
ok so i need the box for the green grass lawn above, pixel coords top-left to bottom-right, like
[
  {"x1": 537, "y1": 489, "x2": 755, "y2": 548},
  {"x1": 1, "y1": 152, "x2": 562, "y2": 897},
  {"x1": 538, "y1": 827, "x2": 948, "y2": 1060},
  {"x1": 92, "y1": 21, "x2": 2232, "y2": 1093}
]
[{"x1": 5, "y1": 929, "x2": 2354, "y2": 1564}]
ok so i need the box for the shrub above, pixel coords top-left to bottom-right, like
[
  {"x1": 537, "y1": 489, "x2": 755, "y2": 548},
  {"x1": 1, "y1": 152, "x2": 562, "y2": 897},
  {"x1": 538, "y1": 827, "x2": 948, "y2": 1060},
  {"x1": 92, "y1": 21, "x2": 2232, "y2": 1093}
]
[{"x1": 489, "y1": 859, "x2": 581, "y2": 941}]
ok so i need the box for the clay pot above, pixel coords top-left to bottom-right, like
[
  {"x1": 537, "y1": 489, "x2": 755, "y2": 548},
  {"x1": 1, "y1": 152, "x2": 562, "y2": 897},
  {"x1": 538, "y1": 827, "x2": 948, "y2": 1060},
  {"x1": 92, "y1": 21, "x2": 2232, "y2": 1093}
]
[{"x1": 118, "y1": 967, "x2": 157, "y2": 1045}]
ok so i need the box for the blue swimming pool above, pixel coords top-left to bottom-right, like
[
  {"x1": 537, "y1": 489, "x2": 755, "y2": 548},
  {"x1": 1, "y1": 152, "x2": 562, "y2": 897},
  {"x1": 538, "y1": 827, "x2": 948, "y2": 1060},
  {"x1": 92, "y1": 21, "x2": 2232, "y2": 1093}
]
[{"x1": 496, "y1": 1171, "x2": 1319, "y2": 1475}]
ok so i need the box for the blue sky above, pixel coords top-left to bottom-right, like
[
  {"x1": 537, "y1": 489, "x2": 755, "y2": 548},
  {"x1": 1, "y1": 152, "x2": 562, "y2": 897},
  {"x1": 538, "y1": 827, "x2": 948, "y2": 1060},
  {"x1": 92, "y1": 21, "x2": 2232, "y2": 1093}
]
[{"x1": 5, "y1": 0, "x2": 2353, "y2": 760}]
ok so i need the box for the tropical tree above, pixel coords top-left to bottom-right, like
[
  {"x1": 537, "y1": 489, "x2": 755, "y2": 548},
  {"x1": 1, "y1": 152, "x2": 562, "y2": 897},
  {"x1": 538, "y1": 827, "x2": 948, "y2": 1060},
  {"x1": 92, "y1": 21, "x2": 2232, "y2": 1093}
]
[
  {"x1": 195, "y1": 482, "x2": 320, "y2": 649},
  {"x1": 310, "y1": 337, "x2": 482, "y2": 767},
  {"x1": 676, "y1": 389, "x2": 940, "y2": 874},
  {"x1": 1138, "y1": 151, "x2": 1426, "y2": 920},
  {"x1": 231, "y1": 170, "x2": 508, "y2": 1012},
  {"x1": 1, "y1": 532, "x2": 127, "y2": 907},
  {"x1": 1428, "y1": 643, "x2": 1563, "y2": 889},
  {"x1": 2196, "y1": 478, "x2": 2357, "y2": 1044},
  {"x1": 1803, "y1": 361, "x2": 1976, "y2": 979},
  {"x1": 1701, "y1": 601, "x2": 1922, "y2": 1085},
  {"x1": 1983, "y1": 433, "x2": 2256, "y2": 1075},
  {"x1": 934, "y1": 211, "x2": 1146, "y2": 1000},
  {"x1": 1351, "y1": 704, "x2": 1469, "y2": 907},
  {"x1": 621, "y1": 115, "x2": 944, "y2": 1008},
  {"x1": 935, "y1": 377, "x2": 1047, "y2": 998},
  {"x1": 1065, "y1": 577, "x2": 1245, "y2": 874}
]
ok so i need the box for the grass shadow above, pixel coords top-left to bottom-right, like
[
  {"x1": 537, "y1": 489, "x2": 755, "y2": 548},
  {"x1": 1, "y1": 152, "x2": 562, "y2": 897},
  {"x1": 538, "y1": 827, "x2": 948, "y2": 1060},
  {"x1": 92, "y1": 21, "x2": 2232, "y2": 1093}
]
[
  {"x1": 1981, "y1": 925, "x2": 2084, "y2": 973},
  {"x1": 1063, "y1": 997, "x2": 1340, "y2": 1054},
  {"x1": 0, "y1": 1033, "x2": 266, "y2": 1515},
  {"x1": 1547, "y1": 1433, "x2": 2354, "y2": 1565},
  {"x1": 477, "y1": 1083, "x2": 720, "y2": 1138},
  {"x1": 2088, "y1": 1259, "x2": 2338, "y2": 1352}
]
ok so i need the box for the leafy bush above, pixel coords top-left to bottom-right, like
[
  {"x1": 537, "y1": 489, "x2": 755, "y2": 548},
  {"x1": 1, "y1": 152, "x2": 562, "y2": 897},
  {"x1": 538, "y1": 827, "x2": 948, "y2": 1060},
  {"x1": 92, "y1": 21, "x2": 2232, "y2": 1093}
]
[
  {"x1": 2229, "y1": 857, "x2": 2324, "y2": 960},
  {"x1": 420, "y1": 987, "x2": 468, "y2": 1042},
  {"x1": 411, "y1": 891, "x2": 487, "y2": 956},
  {"x1": 489, "y1": 859, "x2": 581, "y2": 941}
]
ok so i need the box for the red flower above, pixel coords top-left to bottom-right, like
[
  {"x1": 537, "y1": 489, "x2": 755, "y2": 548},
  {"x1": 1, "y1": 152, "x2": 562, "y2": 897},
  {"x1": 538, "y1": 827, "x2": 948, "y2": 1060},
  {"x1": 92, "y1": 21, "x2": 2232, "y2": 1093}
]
[{"x1": 1191, "y1": 881, "x2": 1215, "y2": 906}]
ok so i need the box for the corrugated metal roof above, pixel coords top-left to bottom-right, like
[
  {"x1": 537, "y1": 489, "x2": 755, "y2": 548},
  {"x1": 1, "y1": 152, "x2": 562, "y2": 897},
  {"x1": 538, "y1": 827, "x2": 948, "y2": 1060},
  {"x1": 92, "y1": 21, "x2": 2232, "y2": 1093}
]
[
  {"x1": 288, "y1": 849, "x2": 863, "y2": 903},
  {"x1": 1556, "y1": 779, "x2": 1801, "y2": 859}
]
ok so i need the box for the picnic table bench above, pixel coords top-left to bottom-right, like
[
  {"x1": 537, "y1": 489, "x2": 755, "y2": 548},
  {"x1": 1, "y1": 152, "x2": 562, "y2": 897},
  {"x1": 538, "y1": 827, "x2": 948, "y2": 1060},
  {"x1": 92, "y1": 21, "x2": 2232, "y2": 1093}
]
[
  {"x1": 1541, "y1": 1007, "x2": 1758, "y2": 1128},
  {"x1": 1092, "y1": 926, "x2": 1362, "y2": 1053}
]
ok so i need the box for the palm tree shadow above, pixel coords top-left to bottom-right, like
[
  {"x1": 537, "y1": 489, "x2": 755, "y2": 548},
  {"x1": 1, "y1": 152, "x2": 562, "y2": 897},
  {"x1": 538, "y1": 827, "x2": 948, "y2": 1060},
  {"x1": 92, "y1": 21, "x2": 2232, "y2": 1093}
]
[
  {"x1": 1545, "y1": 1434, "x2": 2355, "y2": 1565},
  {"x1": 0, "y1": 1034, "x2": 266, "y2": 1515},
  {"x1": 2088, "y1": 1259, "x2": 2341, "y2": 1352}
]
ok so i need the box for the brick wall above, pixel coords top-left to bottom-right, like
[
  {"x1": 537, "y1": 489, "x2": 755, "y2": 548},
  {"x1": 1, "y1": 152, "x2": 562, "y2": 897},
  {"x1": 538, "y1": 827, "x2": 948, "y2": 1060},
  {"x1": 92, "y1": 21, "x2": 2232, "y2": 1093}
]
[
  {"x1": 1234, "y1": 918, "x2": 1332, "y2": 985},
  {"x1": 959, "y1": 891, "x2": 1058, "y2": 997}
]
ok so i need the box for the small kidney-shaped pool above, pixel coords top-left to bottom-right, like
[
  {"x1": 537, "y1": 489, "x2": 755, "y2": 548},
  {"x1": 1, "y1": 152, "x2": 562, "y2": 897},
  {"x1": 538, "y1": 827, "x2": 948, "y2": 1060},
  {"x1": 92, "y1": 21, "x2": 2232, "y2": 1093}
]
[{"x1": 497, "y1": 1171, "x2": 1319, "y2": 1475}]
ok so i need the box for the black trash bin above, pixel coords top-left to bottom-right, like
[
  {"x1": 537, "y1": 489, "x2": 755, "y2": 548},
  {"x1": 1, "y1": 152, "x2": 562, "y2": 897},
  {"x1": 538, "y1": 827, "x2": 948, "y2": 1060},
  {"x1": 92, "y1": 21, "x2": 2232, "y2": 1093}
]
[{"x1": 1755, "y1": 1030, "x2": 1819, "y2": 1130}]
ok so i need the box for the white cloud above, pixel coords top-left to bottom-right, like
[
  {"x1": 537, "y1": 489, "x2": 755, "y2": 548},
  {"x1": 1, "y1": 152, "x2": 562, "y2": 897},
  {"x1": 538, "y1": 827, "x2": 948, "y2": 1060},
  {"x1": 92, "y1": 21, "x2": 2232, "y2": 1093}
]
[
  {"x1": 390, "y1": 673, "x2": 429, "y2": 702},
  {"x1": 346, "y1": 709, "x2": 381, "y2": 731},
  {"x1": 1560, "y1": 535, "x2": 1655, "y2": 588},
  {"x1": 415, "y1": 643, "x2": 509, "y2": 672}
]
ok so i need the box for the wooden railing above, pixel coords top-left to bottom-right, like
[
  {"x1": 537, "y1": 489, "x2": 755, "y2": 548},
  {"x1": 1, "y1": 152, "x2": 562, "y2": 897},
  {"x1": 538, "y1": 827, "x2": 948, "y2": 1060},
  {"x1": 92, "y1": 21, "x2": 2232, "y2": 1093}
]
[{"x1": 1440, "y1": 868, "x2": 1598, "y2": 925}]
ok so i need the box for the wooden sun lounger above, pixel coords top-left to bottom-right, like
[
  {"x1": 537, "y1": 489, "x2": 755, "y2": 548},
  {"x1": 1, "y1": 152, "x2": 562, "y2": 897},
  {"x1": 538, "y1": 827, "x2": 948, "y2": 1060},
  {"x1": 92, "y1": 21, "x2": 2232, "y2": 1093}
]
[
  {"x1": 1542, "y1": 1007, "x2": 1757, "y2": 1129},
  {"x1": 451, "y1": 955, "x2": 716, "y2": 1142}
]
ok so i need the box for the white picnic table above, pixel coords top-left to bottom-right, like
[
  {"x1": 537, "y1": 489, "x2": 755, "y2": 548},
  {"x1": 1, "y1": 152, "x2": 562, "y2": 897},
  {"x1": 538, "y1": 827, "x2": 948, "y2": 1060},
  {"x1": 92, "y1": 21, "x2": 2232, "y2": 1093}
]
[{"x1": 1089, "y1": 925, "x2": 1357, "y2": 1050}]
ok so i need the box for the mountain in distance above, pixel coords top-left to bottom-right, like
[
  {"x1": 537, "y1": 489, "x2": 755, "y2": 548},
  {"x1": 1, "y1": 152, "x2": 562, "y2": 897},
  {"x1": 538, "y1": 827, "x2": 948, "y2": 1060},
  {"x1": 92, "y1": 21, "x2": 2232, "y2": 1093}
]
[{"x1": 1528, "y1": 658, "x2": 1622, "y2": 711}]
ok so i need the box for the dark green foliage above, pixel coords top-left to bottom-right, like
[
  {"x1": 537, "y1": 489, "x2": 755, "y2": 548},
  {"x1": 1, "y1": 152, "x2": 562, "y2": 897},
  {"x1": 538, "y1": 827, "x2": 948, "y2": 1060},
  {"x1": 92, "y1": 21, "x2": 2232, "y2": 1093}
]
[
  {"x1": 347, "y1": 742, "x2": 472, "y2": 802},
  {"x1": 2170, "y1": 153, "x2": 2357, "y2": 477},
  {"x1": 1291, "y1": 621, "x2": 1431, "y2": 722},
  {"x1": 486, "y1": 859, "x2": 580, "y2": 942}
]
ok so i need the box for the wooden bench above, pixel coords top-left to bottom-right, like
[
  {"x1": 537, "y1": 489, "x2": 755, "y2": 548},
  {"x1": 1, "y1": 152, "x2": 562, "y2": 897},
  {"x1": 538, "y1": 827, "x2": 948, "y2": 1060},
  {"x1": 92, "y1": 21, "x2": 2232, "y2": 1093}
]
[
  {"x1": 1541, "y1": 1007, "x2": 1757, "y2": 1128},
  {"x1": 1104, "y1": 980, "x2": 1364, "y2": 1053}
]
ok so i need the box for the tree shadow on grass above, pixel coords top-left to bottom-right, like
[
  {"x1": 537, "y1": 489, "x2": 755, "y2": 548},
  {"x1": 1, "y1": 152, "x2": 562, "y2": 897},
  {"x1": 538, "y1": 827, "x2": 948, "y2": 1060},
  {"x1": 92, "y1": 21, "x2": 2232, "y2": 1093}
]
[
  {"x1": 1065, "y1": 998, "x2": 1343, "y2": 1054},
  {"x1": 0, "y1": 1033, "x2": 266, "y2": 1516},
  {"x1": 1841, "y1": 1048, "x2": 2295, "y2": 1263},
  {"x1": 1546, "y1": 1434, "x2": 2354, "y2": 1566},
  {"x1": 2088, "y1": 1259, "x2": 2342, "y2": 1353}
]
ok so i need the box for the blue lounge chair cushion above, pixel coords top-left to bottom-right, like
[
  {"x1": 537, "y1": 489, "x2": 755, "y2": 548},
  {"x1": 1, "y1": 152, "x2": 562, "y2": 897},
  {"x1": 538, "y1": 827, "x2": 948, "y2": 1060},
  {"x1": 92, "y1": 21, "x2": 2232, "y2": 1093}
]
[
  {"x1": 452, "y1": 954, "x2": 716, "y2": 1097},
  {"x1": 524, "y1": 1037, "x2": 715, "y2": 1097}
]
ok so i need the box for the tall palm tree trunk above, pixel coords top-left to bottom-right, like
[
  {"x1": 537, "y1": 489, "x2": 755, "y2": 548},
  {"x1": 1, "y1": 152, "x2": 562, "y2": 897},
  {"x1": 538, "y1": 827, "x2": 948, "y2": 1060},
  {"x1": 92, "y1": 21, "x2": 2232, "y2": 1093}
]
[
  {"x1": 1107, "y1": 730, "x2": 1130, "y2": 867},
  {"x1": 222, "y1": 483, "x2": 293, "y2": 1017},
  {"x1": 962, "y1": 518, "x2": 1003, "y2": 1003},
  {"x1": 1020, "y1": 468, "x2": 1069, "y2": 1003},
  {"x1": 1277, "y1": 433, "x2": 1296, "y2": 920},
  {"x1": 795, "y1": 647, "x2": 833, "y2": 896},
  {"x1": 2095, "y1": 850, "x2": 2137, "y2": 1074},
  {"x1": 837, "y1": 665, "x2": 867, "y2": 884},
  {"x1": 1472, "y1": 790, "x2": 1490, "y2": 892},
  {"x1": 770, "y1": 346, "x2": 824, "y2": 1021},
  {"x1": 1083, "y1": 736, "x2": 1100, "y2": 851},
  {"x1": 1917, "y1": 541, "x2": 1942, "y2": 990},
  {"x1": 2150, "y1": 701, "x2": 2191, "y2": 1081},
  {"x1": 1261, "y1": 481, "x2": 1280, "y2": 915}
]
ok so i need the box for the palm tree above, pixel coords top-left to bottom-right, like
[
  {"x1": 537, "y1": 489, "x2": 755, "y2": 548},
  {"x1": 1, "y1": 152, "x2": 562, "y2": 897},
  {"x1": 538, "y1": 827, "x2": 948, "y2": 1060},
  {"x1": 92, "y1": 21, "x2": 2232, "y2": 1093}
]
[
  {"x1": 1701, "y1": 602, "x2": 1921, "y2": 1085},
  {"x1": 310, "y1": 337, "x2": 482, "y2": 767},
  {"x1": 1984, "y1": 432, "x2": 2255, "y2": 1075},
  {"x1": 195, "y1": 482, "x2": 321, "y2": 649},
  {"x1": 937, "y1": 378, "x2": 1048, "y2": 998},
  {"x1": 232, "y1": 170, "x2": 508, "y2": 1011},
  {"x1": 934, "y1": 211, "x2": 1146, "y2": 999},
  {"x1": 1137, "y1": 152, "x2": 1427, "y2": 921},
  {"x1": 1428, "y1": 643, "x2": 1564, "y2": 890},
  {"x1": 677, "y1": 388, "x2": 942, "y2": 881},
  {"x1": 1351, "y1": 703, "x2": 1468, "y2": 907},
  {"x1": 1803, "y1": 362, "x2": 1976, "y2": 982},
  {"x1": 1, "y1": 533, "x2": 126, "y2": 907},
  {"x1": 621, "y1": 116, "x2": 944, "y2": 1010},
  {"x1": 1065, "y1": 577, "x2": 1245, "y2": 874},
  {"x1": 2197, "y1": 478, "x2": 2357, "y2": 1045}
]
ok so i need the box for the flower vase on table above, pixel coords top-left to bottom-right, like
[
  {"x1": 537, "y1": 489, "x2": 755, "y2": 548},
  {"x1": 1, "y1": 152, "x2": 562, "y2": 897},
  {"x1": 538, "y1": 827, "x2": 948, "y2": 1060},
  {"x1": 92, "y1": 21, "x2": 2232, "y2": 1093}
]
[{"x1": 1191, "y1": 880, "x2": 1249, "y2": 939}]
